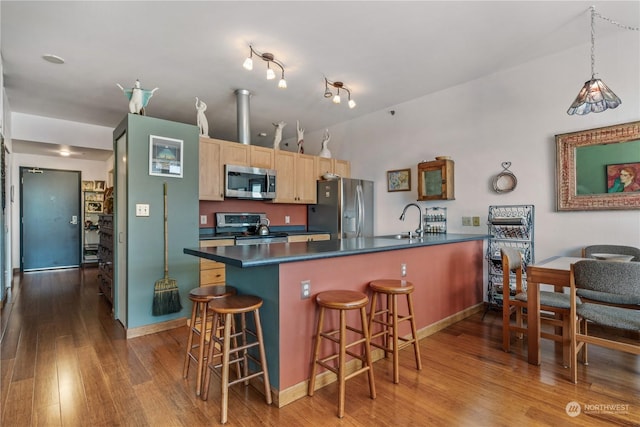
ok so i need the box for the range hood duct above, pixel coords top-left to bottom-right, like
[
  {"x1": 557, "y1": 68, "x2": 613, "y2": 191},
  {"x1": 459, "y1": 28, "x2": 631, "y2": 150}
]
[{"x1": 235, "y1": 89, "x2": 251, "y2": 145}]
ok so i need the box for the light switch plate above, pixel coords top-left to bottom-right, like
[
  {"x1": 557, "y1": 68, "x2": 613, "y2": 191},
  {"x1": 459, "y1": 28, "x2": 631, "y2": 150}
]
[
  {"x1": 136, "y1": 204, "x2": 150, "y2": 217},
  {"x1": 200, "y1": 215, "x2": 208, "y2": 225},
  {"x1": 472, "y1": 216, "x2": 480, "y2": 226}
]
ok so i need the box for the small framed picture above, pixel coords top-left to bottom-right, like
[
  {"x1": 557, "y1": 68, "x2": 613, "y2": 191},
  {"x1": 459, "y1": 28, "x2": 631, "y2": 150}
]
[
  {"x1": 82, "y1": 180, "x2": 94, "y2": 191},
  {"x1": 606, "y1": 162, "x2": 640, "y2": 193},
  {"x1": 149, "y1": 135, "x2": 183, "y2": 178},
  {"x1": 85, "y1": 192, "x2": 101, "y2": 201},
  {"x1": 94, "y1": 180, "x2": 105, "y2": 192},
  {"x1": 86, "y1": 201, "x2": 104, "y2": 213},
  {"x1": 387, "y1": 168, "x2": 411, "y2": 192}
]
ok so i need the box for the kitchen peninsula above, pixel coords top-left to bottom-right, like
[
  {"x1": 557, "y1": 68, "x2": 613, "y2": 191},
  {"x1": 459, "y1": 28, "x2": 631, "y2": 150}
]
[{"x1": 184, "y1": 233, "x2": 487, "y2": 406}]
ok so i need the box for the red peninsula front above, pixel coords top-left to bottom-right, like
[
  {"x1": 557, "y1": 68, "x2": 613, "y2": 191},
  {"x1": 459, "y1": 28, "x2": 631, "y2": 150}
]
[{"x1": 184, "y1": 234, "x2": 486, "y2": 406}]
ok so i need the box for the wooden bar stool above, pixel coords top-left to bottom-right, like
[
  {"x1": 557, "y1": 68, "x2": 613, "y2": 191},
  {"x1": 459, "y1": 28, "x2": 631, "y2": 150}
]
[
  {"x1": 201, "y1": 294, "x2": 272, "y2": 425},
  {"x1": 368, "y1": 279, "x2": 422, "y2": 384},
  {"x1": 183, "y1": 285, "x2": 236, "y2": 396},
  {"x1": 308, "y1": 290, "x2": 376, "y2": 418}
]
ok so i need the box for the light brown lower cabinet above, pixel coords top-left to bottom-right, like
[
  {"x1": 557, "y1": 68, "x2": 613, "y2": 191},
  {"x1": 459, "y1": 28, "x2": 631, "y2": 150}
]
[
  {"x1": 287, "y1": 234, "x2": 330, "y2": 243},
  {"x1": 199, "y1": 239, "x2": 234, "y2": 286}
]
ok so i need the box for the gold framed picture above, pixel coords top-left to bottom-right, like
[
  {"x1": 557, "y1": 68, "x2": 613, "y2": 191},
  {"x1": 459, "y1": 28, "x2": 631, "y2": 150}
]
[{"x1": 556, "y1": 121, "x2": 640, "y2": 210}]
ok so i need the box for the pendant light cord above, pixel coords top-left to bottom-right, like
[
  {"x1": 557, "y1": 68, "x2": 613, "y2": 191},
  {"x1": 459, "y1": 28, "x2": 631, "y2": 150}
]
[
  {"x1": 593, "y1": 8, "x2": 640, "y2": 32},
  {"x1": 590, "y1": 7, "x2": 596, "y2": 78},
  {"x1": 589, "y1": 6, "x2": 639, "y2": 79}
]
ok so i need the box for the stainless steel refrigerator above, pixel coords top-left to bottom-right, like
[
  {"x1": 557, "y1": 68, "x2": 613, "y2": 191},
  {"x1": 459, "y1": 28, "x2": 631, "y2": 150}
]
[{"x1": 307, "y1": 178, "x2": 374, "y2": 239}]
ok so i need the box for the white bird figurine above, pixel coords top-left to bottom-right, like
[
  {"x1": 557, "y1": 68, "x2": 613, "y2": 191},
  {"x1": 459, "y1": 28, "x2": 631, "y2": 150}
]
[
  {"x1": 319, "y1": 129, "x2": 332, "y2": 158},
  {"x1": 116, "y1": 79, "x2": 159, "y2": 115},
  {"x1": 273, "y1": 121, "x2": 286, "y2": 150},
  {"x1": 195, "y1": 97, "x2": 209, "y2": 137},
  {"x1": 296, "y1": 120, "x2": 305, "y2": 154}
]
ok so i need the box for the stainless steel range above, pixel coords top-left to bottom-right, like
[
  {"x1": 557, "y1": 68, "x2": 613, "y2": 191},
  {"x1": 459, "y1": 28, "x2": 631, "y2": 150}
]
[{"x1": 215, "y1": 212, "x2": 288, "y2": 245}]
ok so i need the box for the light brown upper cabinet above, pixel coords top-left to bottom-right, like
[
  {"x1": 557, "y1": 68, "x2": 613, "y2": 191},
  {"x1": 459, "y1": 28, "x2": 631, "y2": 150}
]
[
  {"x1": 295, "y1": 154, "x2": 318, "y2": 203},
  {"x1": 417, "y1": 159, "x2": 455, "y2": 201},
  {"x1": 317, "y1": 157, "x2": 333, "y2": 178},
  {"x1": 250, "y1": 145, "x2": 275, "y2": 169},
  {"x1": 274, "y1": 151, "x2": 318, "y2": 204},
  {"x1": 317, "y1": 157, "x2": 351, "y2": 179},
  {"x1": 199, "y1": 137, "x2": 224, "y2": 200},
  {"x1": 223, "y1": 141, "x2": 250, "y2": 166},
  {"x1": 334, "y1": 159, "x2": 351, "y2": 178}
]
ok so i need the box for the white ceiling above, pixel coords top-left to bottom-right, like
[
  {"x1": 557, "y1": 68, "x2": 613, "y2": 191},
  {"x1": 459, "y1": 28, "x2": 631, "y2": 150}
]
[{"x1": 2, "y1": 1, "x2": 639, "y2": 157}]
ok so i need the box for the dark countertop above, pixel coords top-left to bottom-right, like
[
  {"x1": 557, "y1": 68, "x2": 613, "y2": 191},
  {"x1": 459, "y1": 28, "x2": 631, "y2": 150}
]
[{"x1": 185, "y1": 233, "x2": 489, "y2": 268}]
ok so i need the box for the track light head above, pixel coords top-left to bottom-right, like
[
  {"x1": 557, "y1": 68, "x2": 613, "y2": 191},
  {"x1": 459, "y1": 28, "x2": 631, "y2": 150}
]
[{"x1": 324, "y1": 78, "x2": 355, "y2": 108}]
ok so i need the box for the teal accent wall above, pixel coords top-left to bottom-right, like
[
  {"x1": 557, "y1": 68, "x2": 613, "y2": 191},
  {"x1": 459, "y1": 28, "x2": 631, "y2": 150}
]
[
  {"x1": 576, "y1": 139, "x2": 640, "y2": 194},
  {"x1": 225, "y1": 264, "x2": 281, "y2": 389},
  {"x1": 114, "y1": 114, "x2": 199, "y2": 328}
]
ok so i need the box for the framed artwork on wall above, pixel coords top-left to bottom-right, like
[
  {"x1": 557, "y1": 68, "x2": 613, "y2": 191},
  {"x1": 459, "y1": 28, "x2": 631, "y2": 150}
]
[
  {"x1": 556, "y1": 121, "x2": 640, "y2": 210},
  {"x1": 82, "y1": 180, "x2": 94, "y2": 191},
  {"x1": 86, "y1": 201, "x2": 104, "y2": 213},
  {"x1": 149, "y1": 135, "x2": 183, "y2": 178},
  {"x1": 606, "y1": 162, "x2": 640, "y2": 193},
  {"x1": 387, "y1": 168, "x2": 411, "y2": 192}
]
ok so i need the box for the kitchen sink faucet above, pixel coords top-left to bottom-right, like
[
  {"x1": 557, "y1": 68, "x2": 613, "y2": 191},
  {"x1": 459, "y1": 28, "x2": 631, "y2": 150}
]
[{"x1": 400, "y1": 203, "x2": 424, "y2": 238}]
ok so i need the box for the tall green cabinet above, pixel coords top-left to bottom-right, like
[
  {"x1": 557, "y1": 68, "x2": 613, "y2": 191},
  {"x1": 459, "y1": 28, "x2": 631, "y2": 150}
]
[{"x1": 113, "y1": 114, "x2": 199, "y2": 334}]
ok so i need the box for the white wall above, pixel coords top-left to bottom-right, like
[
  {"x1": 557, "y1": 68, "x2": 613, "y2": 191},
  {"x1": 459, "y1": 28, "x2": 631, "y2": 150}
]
[
  {"x1": 309, "y1": 32, "x2": 640, "y2": 262},
  {"x1": 10, "y1": 153, "x2": 109, "y2": 270},
  {"x1": 12, "y1": 113, "x2": 113, "y2": 150}
]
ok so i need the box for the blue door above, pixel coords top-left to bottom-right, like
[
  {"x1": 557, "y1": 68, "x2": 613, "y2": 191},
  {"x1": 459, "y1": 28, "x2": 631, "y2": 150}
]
[{"x1": 20, "y1": 167, "x2": 81, "y2": 270}]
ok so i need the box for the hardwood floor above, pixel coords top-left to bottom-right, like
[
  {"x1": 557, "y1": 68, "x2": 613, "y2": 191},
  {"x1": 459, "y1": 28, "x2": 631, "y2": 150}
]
[{"x1": 1, "y1": 268, "x2": 638, "y2": 426}]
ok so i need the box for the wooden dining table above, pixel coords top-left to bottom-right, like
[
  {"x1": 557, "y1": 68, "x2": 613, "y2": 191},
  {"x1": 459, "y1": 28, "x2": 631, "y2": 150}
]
[{"x1": 526, "y1": 256, "x2": 588, "y2": 365}]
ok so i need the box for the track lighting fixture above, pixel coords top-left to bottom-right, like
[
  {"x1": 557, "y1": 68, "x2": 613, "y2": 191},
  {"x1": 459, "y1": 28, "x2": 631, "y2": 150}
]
[
  {"x1": 243, "y1": 45, "x2": 287, "y2": 89},
  {"x1": 324, "y1": 78, "x2": 356, "y2": 109}
]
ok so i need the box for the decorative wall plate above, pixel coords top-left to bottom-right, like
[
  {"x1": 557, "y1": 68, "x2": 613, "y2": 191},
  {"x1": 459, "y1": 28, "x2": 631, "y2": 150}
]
[{"x1": 492, "y1": 162, "x2": 517, "y2": 193}]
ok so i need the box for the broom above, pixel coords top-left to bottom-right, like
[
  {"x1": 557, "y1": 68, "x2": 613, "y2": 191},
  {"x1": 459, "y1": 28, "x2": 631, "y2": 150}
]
[{"x1": 152, "y1": 182, "x2": 182, "y2": 316}]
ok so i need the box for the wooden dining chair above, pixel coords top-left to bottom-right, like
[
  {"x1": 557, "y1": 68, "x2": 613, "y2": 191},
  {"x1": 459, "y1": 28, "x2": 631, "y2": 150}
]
[
  {"x1": 582, "y1": 244, "x2": 640, "y2": 262},
  {"x1": 501, "y1": 248, "x2": 573, "y2": 366},
  {"x1": 569, "y1": 260, "x2": 640, "y2": 384}
]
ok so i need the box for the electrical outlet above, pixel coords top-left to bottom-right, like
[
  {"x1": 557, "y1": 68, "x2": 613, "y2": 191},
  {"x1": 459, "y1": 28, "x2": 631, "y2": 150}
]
[
  {"x1": 200, "y1": 215, "x2": 208, "y2": 225},
  {"x1": 472, "y1": 216, "x2": 480, "y2": 226},
  {"x1": 401, "y1": 263, "x2": 407, "y2": 277},
  {"x1": 285, "y1": 215, "x2": 290, "y2": 224},
  {"x1": 462, "y1": 216, "x2": 471, "y2": 226},
  {"x1": 301, "y1": 280, "x2": 311, "y2": 299},
  {"x1": 135, "y1": 204, "x2": 149, "y2": 217}
]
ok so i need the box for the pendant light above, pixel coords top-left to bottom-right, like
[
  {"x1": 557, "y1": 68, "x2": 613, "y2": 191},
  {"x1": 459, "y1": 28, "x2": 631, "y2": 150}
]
[{"x1": 567, "y1": 6, "x2": 638, "y2": 115}]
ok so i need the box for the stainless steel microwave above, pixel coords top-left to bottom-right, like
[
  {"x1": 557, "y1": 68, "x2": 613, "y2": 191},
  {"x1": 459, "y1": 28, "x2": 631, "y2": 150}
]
[{"x1": 224, "y1": 164, "x2": 277, "y2": 200}]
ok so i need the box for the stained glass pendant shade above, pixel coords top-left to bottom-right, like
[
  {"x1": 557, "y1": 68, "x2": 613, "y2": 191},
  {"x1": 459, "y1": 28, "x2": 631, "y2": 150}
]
[
  {"x1": 567, "y1": 78, "x2": 621, "y2": 115},
  {"x1": 567, "y1": 6, "x2": 622, "y2": 115}
]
